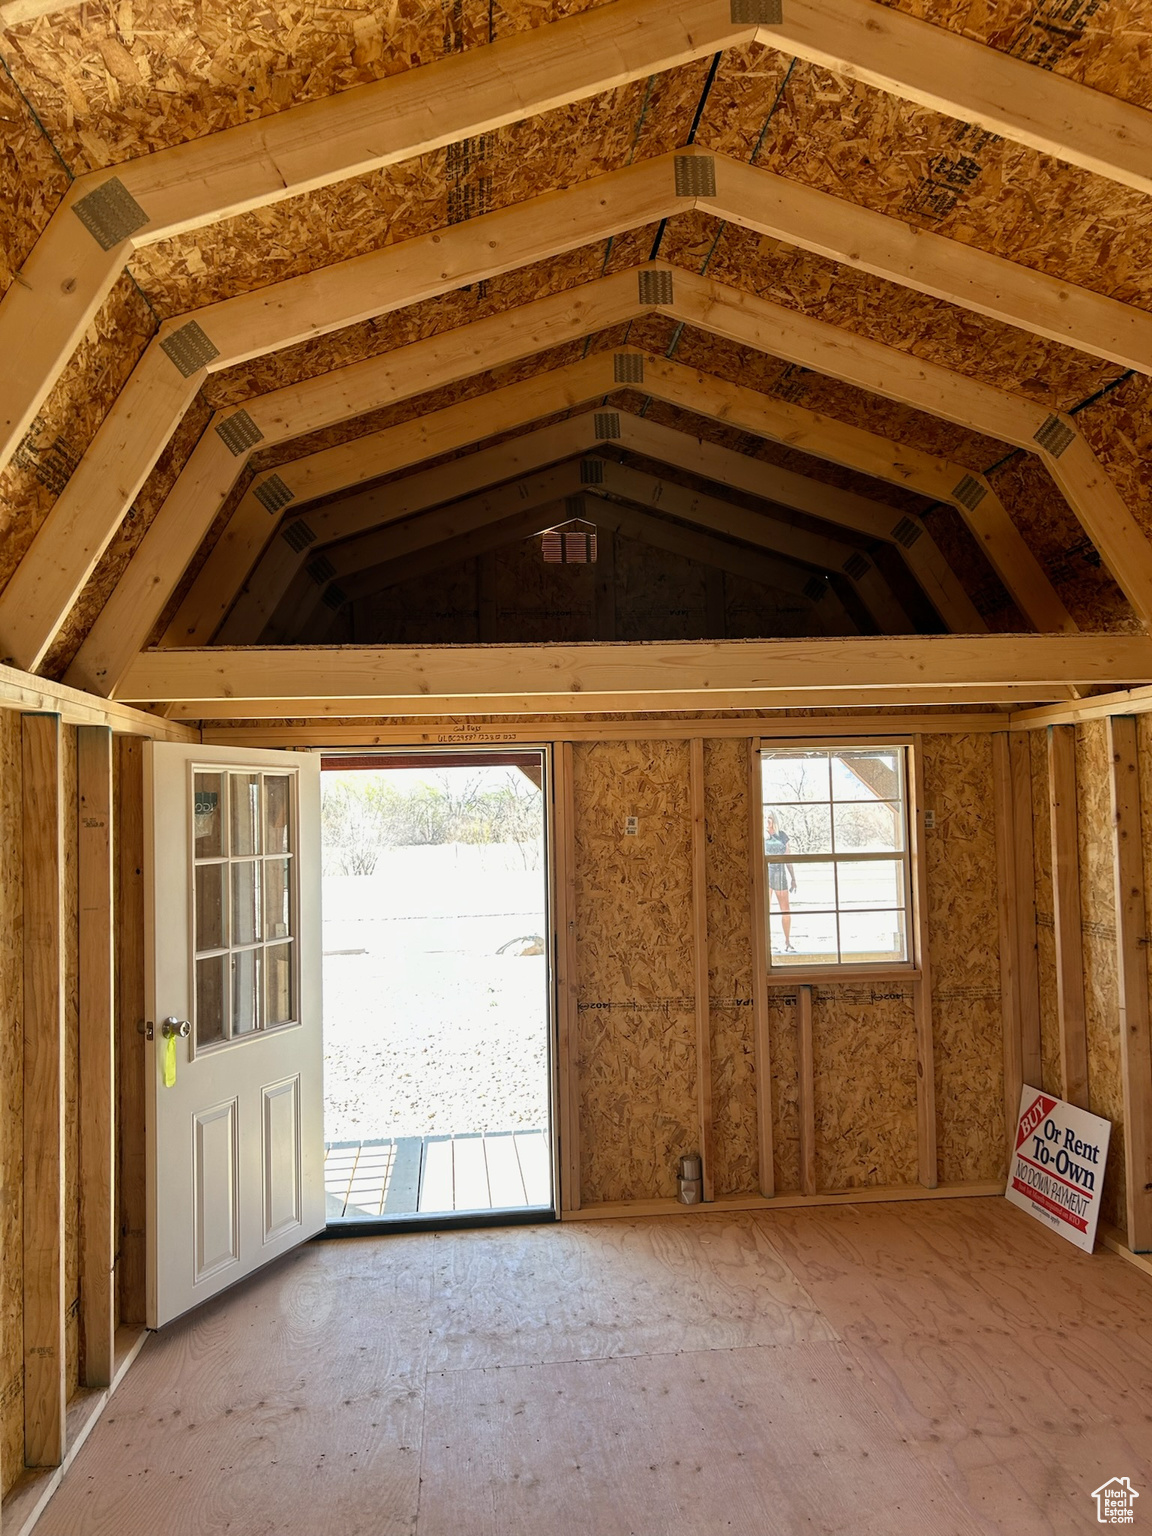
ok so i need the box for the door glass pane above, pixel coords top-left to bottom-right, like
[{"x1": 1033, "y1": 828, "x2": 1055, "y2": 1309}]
[
  {"x1": 194, "y1": 772, "x2": 225, "y2": 859},
  {"x1": 230, "y1": 773, "x2": 262, "y2": 856},
  {"x1": 264, "y1": 859, "x2": 292, "y2": 940},
  {"x1": 195, "y1": 954, "x2": 227, "y2": 1046},
  {"x1": 232, "y1": 949, "x2": 261, "y2": 1035},
  {"x1": 232, "y1": 861, "x2": 262, "y2": 945},
  {"x1": 266, "y1": 943, "x2": 294, "y2": 1025},
  {"x1": 265, "y1": 775, "x2": 291, "y2": 855},
  {"x1": 195, "y1": 863, "x2": 226, "y2": 952}
]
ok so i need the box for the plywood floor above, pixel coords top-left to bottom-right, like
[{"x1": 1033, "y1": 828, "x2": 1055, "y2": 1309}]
[{"x1": 31, "y1": 1199, "x2": 1152, "y2": 1535}]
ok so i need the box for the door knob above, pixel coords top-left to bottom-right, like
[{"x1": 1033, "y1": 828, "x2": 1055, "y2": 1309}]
[{"x1": 161, "y1": 1017, "x2": 191, "y2": 1039}]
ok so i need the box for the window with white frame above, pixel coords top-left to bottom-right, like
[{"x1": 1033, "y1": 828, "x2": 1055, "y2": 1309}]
[
  {"x1": 191, "y1": 767, "x2": 298, "y2": 1049},
  {"x1": 760, "y1": 745, "x2": 912, "y2": 969}
]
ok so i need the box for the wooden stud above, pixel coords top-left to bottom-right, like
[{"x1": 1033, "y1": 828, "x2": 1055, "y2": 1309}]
[
  {"x1": 747, "y1": 741, "x2": 774, "y2": 1198},
  {"x1": 114, "y1": 738, "x2": 147, "y2": 1325},
  {"x1": 909, "y1": 737, "x2": 938, "y2": 1188},
  {"x1": 21, "y1": 712, "x2": 66, "y2": 1469},
  {"x1": 553, "y1": 743, "x2": 581, "y2": 1213},
  {"x1": 77, "y1": 725, "x2": 116, "y2": 1388},
  {"x1": 0, "y1": 661, "x2": 196, "y2": 741},
  {"x1": 1009, "y1": 733, "x2": 1043, "y2": 1089},
  {"x1": 1106, "y1": 716, "x2": 1152, "y2": 1252},
  {"x1": 689, "y1": 739, "x2": 715, "y2": 1202},
  {"x1": 1046, "y1": 724, "x2": 1089, "y2": 1108},
  {"x1": 797, "y1": 984, "x2": 817, "y2": 1198},
  {"x1": 992, "y1": 732, "x2": 1024, "y2": 1164}
]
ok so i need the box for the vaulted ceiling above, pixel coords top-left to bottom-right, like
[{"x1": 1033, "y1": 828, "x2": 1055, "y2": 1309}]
[{"x1": 3, "y1": 0, "x2": 1152, "y2": 716}]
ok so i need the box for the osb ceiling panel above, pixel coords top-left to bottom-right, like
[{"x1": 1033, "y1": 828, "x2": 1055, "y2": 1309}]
[
  {"x1": 877, "y1": 0, "x2": 1152, "y2": 109},
  {"x1": 0, "y1": 0, "x2": 613, "y2": 172},
  {"x1": 0, "y1": 68, "x2": 70, "y2": 297},
  {"x1": 698, "y1": 47, "x2": 1152, "y2": 311},
  {"x1": 203, "y1": 225, "x2": 661, "y2": 406},
  {"x1": 661, "y1": 213, "x2": 1119, "y2": 408},
  {"x1": 124, "y1": 62, "x2": 708, "y2": 315},
  {"x1": 0, "y1": 274, "x2": 155, "y2": 596}
]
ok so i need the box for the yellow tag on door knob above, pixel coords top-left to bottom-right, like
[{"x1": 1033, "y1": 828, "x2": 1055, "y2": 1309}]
[{"x1": 163, "y1": 1033, "x2": 177, "y2": 1088}]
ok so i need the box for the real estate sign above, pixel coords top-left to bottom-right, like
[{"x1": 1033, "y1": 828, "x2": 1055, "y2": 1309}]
[{"x1": 1006, "y1": 1085, "x2": 1111, "y2": 1254}]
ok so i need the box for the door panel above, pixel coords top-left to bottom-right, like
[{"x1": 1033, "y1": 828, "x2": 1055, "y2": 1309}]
[
  {"x1": 193, "y1": 1100, "x2": 239, "y2": 1282},
  {"x1": 262, "y1": 1075, "x2": 302, "y2": 1242},
  {"x1": 146, "y1": 743, "x2": 324, "y2": 1328}
]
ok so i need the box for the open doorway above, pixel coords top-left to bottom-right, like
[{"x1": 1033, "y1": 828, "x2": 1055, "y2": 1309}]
[{"x1": 319, "y1": 749, "x2": 553, "y2": 1227}]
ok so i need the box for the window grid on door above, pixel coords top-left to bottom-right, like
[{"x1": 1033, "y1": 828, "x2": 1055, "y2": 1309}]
[{"x1": 192, "y1": 768, "x2": 298, "y2": 1050}]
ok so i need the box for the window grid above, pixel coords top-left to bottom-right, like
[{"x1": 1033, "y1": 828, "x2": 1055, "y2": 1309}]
[
  {"x1": 192, "y1": 769, "x2": 298, "y2": 1050},
  {"x1": 761, "y1": 747, "x2": 912, "y2": 970}
]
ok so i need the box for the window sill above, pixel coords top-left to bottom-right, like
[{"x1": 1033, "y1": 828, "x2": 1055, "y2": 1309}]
[{"x1": 765, "y1": 965, "x2": 921, "y2": 984}]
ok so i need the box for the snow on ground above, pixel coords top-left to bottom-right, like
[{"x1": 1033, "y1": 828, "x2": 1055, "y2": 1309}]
[{"x1": 322, "y1": 842, "x2": 550, "y2": 1142}]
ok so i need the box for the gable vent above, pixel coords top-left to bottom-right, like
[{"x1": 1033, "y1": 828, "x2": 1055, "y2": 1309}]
[
  {"x1": 842, "y1": 551, "x2": 870, "y2": 580},
  {"x1": 614, "y1": 353, "x2": 644, "y2": 384},
  {"x1": 594, "y1": 412, "x2": 621, "y2": 440},
  {"x1": 674, "y1": 156, "x2": 716, "y2": 198},
  {"x1": 215, "y1": 410, "x2": 264, "y2": 456},
  {"x1": 580, "y1": 458, "x2": 604, "y2": 484},
  {"x1": 71, "y1": 177, "x2": 149, "y2": 249},
  {"x1": 1034, "y1": 415, "x2": 1075, "y2": 457},
  {"x1": 160, "y1": 320, "x2": 220, "y2": 377},
  {"x1": 306, "y1": 554, "x2": 336, "y2": 586},
  {"x1": 542, "y1": 519, "x2": 598, "y2": 564},
  {"x1": 891, "y1": 516, "x2": 923, "y2": 548},
  {"x1": 280, "y1": 519, "x2": 316, "y2": 553},
  {"x1": 255, "y1": 474, "x2": 294, "y2": 513},
  {"x1": 730, "y1": 0, "x2": 783, "y2": 20},
  {"x1": 321, "y1": 584, "x2": 348, "y2": 611},
  {"x1": 638, "y1": 270, "x2": 673, "y2": 305},
  {"x1": 802, "y1": 575, "x2": 829, "y2": 603},
  {"x1": 952, "y1": 474, "x2": 987, "y2": 511}
]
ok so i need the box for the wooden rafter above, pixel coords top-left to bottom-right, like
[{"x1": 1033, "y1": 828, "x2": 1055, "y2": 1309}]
[
  {"x1": 8, "y1": 139, "x2": 1150, "y2": 671},
  {"x1": 5, "y1": 0, "x2": 1152, "y2": 473},
  {"x1": 275, "y1": 464, "x2": 874, "y2": 642}
]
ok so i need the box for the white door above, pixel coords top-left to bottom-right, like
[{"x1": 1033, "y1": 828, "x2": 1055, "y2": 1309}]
[{"x1": 144, "y1": 743, "x2": 325, "y2": 1328}]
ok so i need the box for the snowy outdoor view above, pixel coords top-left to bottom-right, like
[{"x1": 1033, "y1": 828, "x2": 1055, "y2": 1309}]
[
  {"x1": 761, "y1": 747, "x2": 911, "y2": 966},
  {"x1": 320, "y1": 760, "x2": 551, "y2": 1219}
]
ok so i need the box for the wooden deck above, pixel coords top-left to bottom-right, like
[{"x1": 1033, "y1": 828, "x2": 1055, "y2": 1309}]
[
  {"x1": 324, "y1": 1129, "x2": 552, "y2": 1221},
  {"x1": 25, "y1": 1198, "x2": 1152, "y2": 1535}
]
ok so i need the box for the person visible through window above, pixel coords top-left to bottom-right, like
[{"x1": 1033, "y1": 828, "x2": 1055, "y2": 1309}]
[{"x1": 764, "y1": 812, "x2": 797, "y2": 953}]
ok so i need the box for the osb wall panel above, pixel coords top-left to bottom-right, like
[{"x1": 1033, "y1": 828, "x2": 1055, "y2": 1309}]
[
  {"x1": 765, "y1": 991, "x2": 800, "y2": 1192},
  {"x1": 1076, "y1": 718, "x2": 1125, "y2": 1233},
  {"x1": 1076, "y1": 376, "x2": 1152, "y2": 547},
  {"x1": 124, "y1": 67, "x2": 707, "y2": 315},
  {"x1": 724, "y1": 571, "x2": 818, "y2": 640},
  {"x1": 922, "y1": 732, "x2": 1005, "y2": 1182},
  {"x1": 811, "y1": 982, "x2": 919, "y2": 1189},
  {"x1": 703, "y1": 737, "x2": 758, "y2": 1197},
  {"x1": 43, "y1": 394, "x2": 215, "y2": 680},
  {"x1": 0, "y1": 275, "x2": 155, "y2": 594},
  {"x1": 494, "y1": 536, "x2": 596, "y2": 644},
  {"x1": 0, "y1": 711, "x2": 23, "y2": 1499},
  {"x1": 62, "y1": 725, "x2": 80, "y2": 1399},
  {"x1": 1029, "y1": 728, "x2": 1062, "y2": 1101},
  {"x1": 572, "y1": 740, "x2": 697, "y2": 1204},
  {"x1": 352, "y1": 559, "x2": 481, "y2": 645},
  {"x1": 0, "y1": 67, "x2": 70, "y2": 299},
  {"x1": 612, "y1": 532, "x2": 709, "y2": 643},
  {"x1": 0, "y1": 0, "x2": 614, "y2": 172}
]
